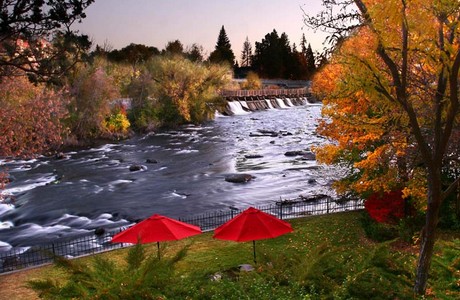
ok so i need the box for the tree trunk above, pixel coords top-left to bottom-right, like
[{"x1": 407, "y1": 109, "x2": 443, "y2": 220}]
[
  {"x1": 414, "y1": 173, "x2": 443, "y2": 294},
  {"x1": 456, "y1": 180, "x2": 460, "y2": 219}
]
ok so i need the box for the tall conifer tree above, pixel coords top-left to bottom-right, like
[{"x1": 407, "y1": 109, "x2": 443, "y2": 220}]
[
  {"x1": 305, "y1": 43, "x2": 316, "y2": 77},
  {"x1": 240, "y1": 36, "x2": 253, "y2": 67},
  {"x1": 209, "y1": 26, "x2": 235, "y2": 66}
]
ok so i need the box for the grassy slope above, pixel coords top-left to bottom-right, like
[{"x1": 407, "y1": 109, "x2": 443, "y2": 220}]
[{"x1": 0, "y1": 211, "x2": 458, "y2": 299}]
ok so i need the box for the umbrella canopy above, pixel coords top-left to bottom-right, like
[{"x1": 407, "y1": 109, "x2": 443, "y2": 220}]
[
  {"x1": 213, "y1": 207, "x2": 293, "y2": 263},
  {"x1": 111, "y1": 214, "x2": 201, "y2": 259}
]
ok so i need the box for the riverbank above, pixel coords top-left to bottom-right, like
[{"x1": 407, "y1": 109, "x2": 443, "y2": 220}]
[{"x1": 1, "y1": 211, "x2": 459, "y2": 299}]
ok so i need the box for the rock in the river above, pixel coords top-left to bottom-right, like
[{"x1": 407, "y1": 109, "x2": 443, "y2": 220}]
[
  {"x1": 55, "y1": 152, "x2": 68, "y2": 160},
  {"x1": 307, "y1": 178, "x2": 317, "y2": 184},
  {"x1": 284, "y1": 151, "x2": 305, "y2": 157},
  {"x1": 300, "y1": 152, "x2": 316, "y2": 160},
  {"x1": 244, "y1": 154, "x2": 263, "y2": 159},
  {"x1": 145, "y1": 159, "x2": 158, "y2": 164},
  {"x1": 285, "y1": 151, "x2": 316, "y2": 160},
  {"x1": 129, "y1": 165, "x2": 146, "y2": 172},
  {"x1": 225, "y1": 174, "x2": 254, "y2": 183}
]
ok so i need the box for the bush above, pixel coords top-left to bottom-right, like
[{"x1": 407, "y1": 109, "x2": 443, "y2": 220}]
[
  {"x1": 145, "y1": 57, "x2": 230, "y2": 127},
  {"x1": 430, "y1": 239, "x2": 460, "y2": 298},
  {"x1": 0, "y1": 75, "x2": 68, "y2": 158},
  {"x1": 241, "y1": 71, "x2": 262, "y2": 90},
  {"x1": 360, "y1": 212, "x2": 399, "y2": 242},
  {"x1": 365, "y1": 190, "x2": 406, "y2": 224},
  {"x1": 29, "y1": 243, "x2": 188, "y2": 299},
  {"x1": 439, "y1": 191, "x2": 460, "y2": 230},
  {"x1": 67, "y1": 66, "x2": 120, "y2": 140},
  {"x1": 397, "y1": 213, "x2": 425, "y2": 243},
  {"x1": 103, "y1": 106, "x2": 131, "y2": 137}
]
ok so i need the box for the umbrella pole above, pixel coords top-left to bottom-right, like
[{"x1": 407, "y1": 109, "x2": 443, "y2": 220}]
[
  {"x1": 253, "y1": 240, "x2": 256, "y2": 264},
  {"x1": 157, "y1": 241, "x2": 160, "y2": 260}
]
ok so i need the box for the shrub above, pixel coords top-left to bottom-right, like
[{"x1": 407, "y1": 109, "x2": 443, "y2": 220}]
[
  {"x1": 365, "y1": 190, "x2": 406, "y2": 223},
  {"x1": 103, "y1": 105, "x2": 131, "y2": 137},
  {"x1": 430, "y1": 239, "x2": 460, "y2": 298},
  {"x1": 29, "y1": 243, "x2": 188, "y2": 299},
  {"x1": 241, "y1": 71, "x2": 262, "y2": 90},
  {"x1": 67, "y1": 66, "x2": 120, "y2": 140},
  {"x1": 439, "y1": 191, "x2": 460, "y2": 230},
  {"x1": 145, "y1": 56, "x2": 231, "y2": 127},
  {"x1": 0, "y1": 75, "x2": 68, "y2": 158},
  {"x1": 360, "y1": 212, "x2": 398, "y2": 242}
]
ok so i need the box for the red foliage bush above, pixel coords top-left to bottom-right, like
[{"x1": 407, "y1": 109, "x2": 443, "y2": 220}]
[{"x1": 365, "y1": 190, "x2": 406, "y2": 223}]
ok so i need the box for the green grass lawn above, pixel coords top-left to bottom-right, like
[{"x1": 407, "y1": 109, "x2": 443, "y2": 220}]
[{"x1": 2, "y1": 211, "x2": 459, "y2": 299}]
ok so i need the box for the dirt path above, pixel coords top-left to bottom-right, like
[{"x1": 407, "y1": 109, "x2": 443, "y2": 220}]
[{"x1": 0, "y1": 266, "x2": 48, "y2": 300}]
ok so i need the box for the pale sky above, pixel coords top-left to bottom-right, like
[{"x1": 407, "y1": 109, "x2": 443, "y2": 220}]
[{"x1": 73, "y1": 0, "x2": 328, "y2": 60}]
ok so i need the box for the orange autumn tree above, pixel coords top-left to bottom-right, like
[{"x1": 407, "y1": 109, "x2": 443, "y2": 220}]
[
  {"x1": 306, "y1": 0, "x2": 460, "y2": 295},
  {"x1": 314, "y1": 30, "x2": 411, "y2": 197},
  {"x1": 313, "y1": 28, "x2": 427, "y2": 203}
]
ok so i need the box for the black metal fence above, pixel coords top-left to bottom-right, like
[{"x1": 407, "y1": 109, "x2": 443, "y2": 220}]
[{"x1": 0, "y1": 197, "x2": 363, "y2": 274}]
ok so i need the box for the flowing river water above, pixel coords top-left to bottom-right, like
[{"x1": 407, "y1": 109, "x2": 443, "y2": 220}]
[{"x1": 0, "y1": 99, "x2": 339, "y2": 251}]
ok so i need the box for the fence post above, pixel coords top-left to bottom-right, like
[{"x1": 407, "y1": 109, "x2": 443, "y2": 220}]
[
  {"x1": 327, "y1": 198, "x2": 330, "y2": 214},
  {"x1": 52, "y1": 243, "x2": 56, "y2": 256},
  {"x1": 279, "y1": 204, "x2": 283, "y2": 220}
]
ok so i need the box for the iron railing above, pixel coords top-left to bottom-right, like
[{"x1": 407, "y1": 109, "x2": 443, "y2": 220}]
[
  {"x1": 220, "y1": 88, "x2": 309, "y2": 98},
  {"x1": 0, "y1": 197, "x2": 363, "y2": 274}
]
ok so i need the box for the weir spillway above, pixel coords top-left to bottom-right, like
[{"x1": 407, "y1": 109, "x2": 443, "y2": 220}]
[{"x1": 220, "y1": 87, "x2": 314, "y2": 115}]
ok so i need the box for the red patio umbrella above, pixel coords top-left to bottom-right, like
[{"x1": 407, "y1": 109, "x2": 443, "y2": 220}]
[
  {"x1": 213, "y1": 207, "x2": 293, "y2": 263},
  {"x1": 111, "y1": 214, "x2": 202, "y2": 259}
]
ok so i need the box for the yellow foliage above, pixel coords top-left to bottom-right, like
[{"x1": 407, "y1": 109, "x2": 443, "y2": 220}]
[
  {"x1": 241, "y1": 71, "x2": 262, "y2": 90},
  {"x1": 311, "y1": 0, "x2": 460, "y2": 203}
]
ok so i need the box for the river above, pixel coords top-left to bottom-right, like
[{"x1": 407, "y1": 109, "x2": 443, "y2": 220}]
[{"x1": 0, "y1": 99, "x2": 338, "y2": 250}]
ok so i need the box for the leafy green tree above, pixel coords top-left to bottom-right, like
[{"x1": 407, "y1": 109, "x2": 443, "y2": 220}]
[
  {"x1": 0, "y1": 0, "x2": 94, "y2": 81},
  {"x1": 186, "y1": 43, "x2": 204, "y2": 62},
  {"x1": 129, "y1": 56, "x2": 230, "y2": 129},
  {"x1": 107, "y1": 43, "x2": 159, "y2": 68},
  {"x1": 67, "y1": 65, "x2": 120, "y2": 140},
  {"x1": 148, "y1": 56, "x2": 230, "y2": 126},
  {"x1": 163, "y1": 39, "x2": 184, "y2": 57},
  {"x1": 209, "y1": 25, "x2": 235, "y2": 66}
]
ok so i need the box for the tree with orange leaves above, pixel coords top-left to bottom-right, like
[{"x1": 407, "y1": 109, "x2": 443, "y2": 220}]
[{"x1": 306, "y1": 0, "x2": 460, "y2": 294}]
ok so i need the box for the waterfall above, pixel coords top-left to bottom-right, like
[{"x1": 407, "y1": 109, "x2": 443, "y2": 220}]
[
  {"x1": 239, "y1": 101, "x2": 250, "y2": 110},
  {"x1": 275, "y1": 98, "x2": 289, "y2": 108},
  {"x1": 227, "y1": 101, "x2": 250, "y2": 115},
  {"x1": 265, "y1": 99, "x2": 275, "y2": 109},
  {"x1": 285, "y1": 98, "x2": 295, "y2": 107}
]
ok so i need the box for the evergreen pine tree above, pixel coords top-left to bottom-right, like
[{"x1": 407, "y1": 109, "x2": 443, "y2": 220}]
[
  {"x1": 305, "y1": 43, "x2": 316, "y2": 78},
  {"x1": 209, "y1": 26, "x2": 235, "y2": 66},
  {"x1": 241, "y1": 36, "x2": 253, "y2": 67},
  {"x1": 300, "y1": 33, "x2": 307, "y2": 55}
]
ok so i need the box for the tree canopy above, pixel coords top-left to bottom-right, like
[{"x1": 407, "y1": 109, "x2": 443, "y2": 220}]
[
  {"x1": 251, "y1": 30, "x2": 316, "y2": 79},
  {"x1": 0, "y1": 0, "x2": 94, "y2": 80},
  {"x1": 307, "y1": 0, "x2": 460, "y2": 294},
  {"x1": 107, "y1": 43, "x2": 160, "y2": 67}
]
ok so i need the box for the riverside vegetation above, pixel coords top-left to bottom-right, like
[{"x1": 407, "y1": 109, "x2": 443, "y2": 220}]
[{"x1": 0, "y1": 212, "x2": 457, "y2": 299}]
